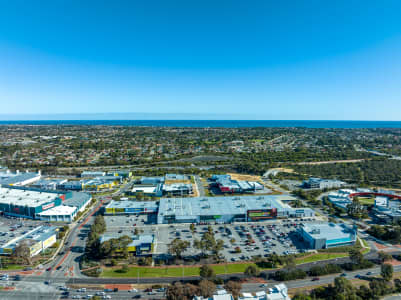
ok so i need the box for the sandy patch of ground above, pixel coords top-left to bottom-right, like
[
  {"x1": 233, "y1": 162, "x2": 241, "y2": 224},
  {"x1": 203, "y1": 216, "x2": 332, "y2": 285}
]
[{"x1": 228, "y1": 173, "x2": 262, "y2": 182}]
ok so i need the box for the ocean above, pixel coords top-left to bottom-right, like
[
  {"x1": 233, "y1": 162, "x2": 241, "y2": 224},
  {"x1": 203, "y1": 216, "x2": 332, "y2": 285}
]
[{"x1": 0, "y1": 120, "x2": 401, "y2": 128}]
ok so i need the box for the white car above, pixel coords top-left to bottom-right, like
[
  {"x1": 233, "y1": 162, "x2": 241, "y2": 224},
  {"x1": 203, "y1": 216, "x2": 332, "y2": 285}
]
[
  {"x1": 102, "y1": 296, "x2": 111, "y2": 299},
  {"x1": 129, "y1": 289, "x2": 138, "y2": 292}
]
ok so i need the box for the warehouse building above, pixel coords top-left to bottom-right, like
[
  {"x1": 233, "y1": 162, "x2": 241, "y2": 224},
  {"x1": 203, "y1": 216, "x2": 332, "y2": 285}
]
[
  {"x1": 302, "y1": 177, "x2": 346, "y2": 189},
  {"x1": 37, "y1": 205, "x2": 78, "y2": 222},
  {"x1": 82, "y1": 177, "x2": 119, "y2": 191},
  {"x1": 139, "y1": 176, "x2": 165, "y2": 185},
  {"x1": 58, "y1": 181, "x2": 83, "y2": 191},
  {"x1": 130, "y1": 183, "x2": 163, "y2": 197},
  {"x1": 63, "y1": 191, "x2": 92, "y2": 212},
  {"x1": 99, "y1": 234, "x2": 154, "y2": 256},
  {"x1": 165, "y1": 174, "x2": 190, "y2": 181},
  {"x1": 298, "y1": 223, "x2": 357, "y2": 249},
  {"x1": 104, "y1": 200, "x2": 158, "y2": 215},
  {"x1": 163, "y1": 183, "x2": 193, "y2": 196},
  {"x1": 157, "y1": 195, "x2": 314, "y2": 224},
  {"x1": 31, "y1": 179, "x2": 68, "y2": 190},
  {"x1": 0, "y1": 170, "x2": 41, "y2": 186},
  {"x1": 0, "y1": 186, "x2": 91, "y2": 221},
  {"x1": 107, "y1": 170, "x2": 132, "y2": 179},
  {"x1": 0, "y1": 187, "x2": 64, "y2": 219},
  {"x1": 0, "y1": 225, "x2": 57, "y2": 257},
  {"x1": 81, "y1": 171, "x2": 106, "y2": 178},
  {"x1": 37, "y1": 191, "x2": 92, "y2": 222},
  {"x1": 327, "y1": 189, "x2": 354, "y2": 210},
  {"x1": 209, "y1": 174, "x2": 265, "y2": 194}
]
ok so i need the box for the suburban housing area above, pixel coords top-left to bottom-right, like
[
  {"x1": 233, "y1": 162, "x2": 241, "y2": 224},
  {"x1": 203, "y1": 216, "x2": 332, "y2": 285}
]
[{"x1": 0, "y1": 125, "x2": 401, "y2": 300}]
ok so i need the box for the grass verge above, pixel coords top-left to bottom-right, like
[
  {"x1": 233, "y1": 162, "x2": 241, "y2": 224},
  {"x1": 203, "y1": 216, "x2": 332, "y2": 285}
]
[
  {"x1": 296, "y1": 253, "x2": 348, "y2": 265},
  {"x1": 101, "y1": 263, "x2": 259, "y2": 278}
]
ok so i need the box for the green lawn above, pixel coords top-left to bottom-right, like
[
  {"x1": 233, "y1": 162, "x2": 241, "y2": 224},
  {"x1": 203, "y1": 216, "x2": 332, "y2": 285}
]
[
  {"x1": 0, "y1": 264, "x2": 25, "y2": 270},
  {"x1": 296, "y1": 253, "x2": 348, "y2": 265},
  {"x1": 101, "y1": 263, "x2": 259, "y2": 278},
  {"x1": 358, "y1": 198, "x2": 375, "y2": 205},
  {"x1": 101, "y1": 252, "x2": 353, "y2": 278}
]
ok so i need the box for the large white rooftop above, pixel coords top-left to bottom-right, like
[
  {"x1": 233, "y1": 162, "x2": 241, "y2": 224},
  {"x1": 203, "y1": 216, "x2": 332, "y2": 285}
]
[
  {"x1": 37, "y1": 205, "x2": 77, "y2": 216},
  {"x1": 0, "y1": 187, "x2": 62, "y2": 207},
  {"x1": 158, "y1": 195, "x2": 295, "y2": 218}
]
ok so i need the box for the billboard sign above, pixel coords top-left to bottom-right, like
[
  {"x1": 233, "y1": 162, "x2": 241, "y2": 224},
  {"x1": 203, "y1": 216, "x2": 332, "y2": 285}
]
[
  {"x1": 247, "y1": 209, "x2": 277, "y2": 220},
  {"x1": 125, "y1": 208, "x2": 142, "y2": 213},
  {"x1": 42, "y1": 202, "x2": 55, "y2": 210},
  {"x1": 42, "y1": 234, "x2": 57, "y2": 249}
]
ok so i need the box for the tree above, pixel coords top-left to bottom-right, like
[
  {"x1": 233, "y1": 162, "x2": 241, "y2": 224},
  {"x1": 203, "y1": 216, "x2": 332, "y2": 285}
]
[
  {"x1": 166, "y1": 282, "x2": 198, "y2": 300},
  {"x1": 190, "y1": 224, "x2": 195, "y2": 233},
  {"x1": 168, "y1": 239, "x2": 190, "y2": 259},
  {"x1": 12, "y1": 241, "x2": 32, "y2": 265},
  {"x1": 369, "y1": 279, "x2": 391, "y2": 298},
  {"x1": 244, "y1": 265, "x2": 260, "y2": 277},
  {"x1": 282, "y1": 256, "x2": 296, "y2": 270},
  {"x1": 93, "y1": 214, "x2": 106, "y2": 234},
  {"x1": 378, "y1": 251, "x2": 392, "y2": 263},
  {"x1": 213, "y1": 239, "x2": 224, "y2": 257},
  {"x1": 198, "y1": 279, "x2": 216, "y2": 298},
  {"x1": 224, "y1": 281, "x2": 242, "y2": 300},
  {"x1": 333, "y1": 277, "x2": 353, "y2": 295},
  {"x1": 349, "y1": 248, "x2": 363, "y2": 265},
  {"x1": 194, "y1": 231, "x2": 222, "y2": 258},
  {"x1": 347, "y1": 197, "x2": 366, "y2": 219},
  {"x1": 293, "y1": 294, "x2": 313, "y2": 300},
  {"x1": 120, "y1": 264, "x2": 129, "y2": 273},
  {"x1": 381, "y1": 263, "x2": 393, "y2": 281},
  {"x1": 199, "y1": 264, "x2": 215, "y2": 280}
]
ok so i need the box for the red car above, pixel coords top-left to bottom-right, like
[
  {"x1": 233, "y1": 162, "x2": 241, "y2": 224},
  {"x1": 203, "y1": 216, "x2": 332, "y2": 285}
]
[
  {"x1": 46, "y1": 267, "x2": 52, "y2": 271},
  {"x1": 311, "y1": 277, "x2": 320, "y2": 281}
]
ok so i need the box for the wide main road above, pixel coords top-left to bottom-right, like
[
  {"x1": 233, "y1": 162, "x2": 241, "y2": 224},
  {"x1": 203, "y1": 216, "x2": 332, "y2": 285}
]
[{"x1": 4, "y1": 264, "x2": 401, "y2": 300}]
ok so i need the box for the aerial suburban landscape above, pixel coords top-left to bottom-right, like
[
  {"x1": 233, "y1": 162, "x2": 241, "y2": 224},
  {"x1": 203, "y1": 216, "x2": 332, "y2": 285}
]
[
  {"x1": 0, "y1": 125, "x2": 401, "y2": 300},
  {"x1": 2, "y1": 1, "x2": 401, "y2": 299}
]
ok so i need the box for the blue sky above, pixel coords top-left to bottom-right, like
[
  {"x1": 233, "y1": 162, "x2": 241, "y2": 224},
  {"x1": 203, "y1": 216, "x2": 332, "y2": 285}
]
[{"x1": 0, "y1": 0, "x2": 401, "y2": 120}]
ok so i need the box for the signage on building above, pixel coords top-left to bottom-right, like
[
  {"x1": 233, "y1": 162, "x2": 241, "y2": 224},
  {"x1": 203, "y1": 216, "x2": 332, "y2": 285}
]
[
  {"x1": 42, "y1": 203, "x2": 55, "y2": 210},
  {"x1": 247, "y1": 209, "x2": 277, "y2": 219},
  {"x1": 42, "y1": 234, "x2": 56, "y2": 249}
]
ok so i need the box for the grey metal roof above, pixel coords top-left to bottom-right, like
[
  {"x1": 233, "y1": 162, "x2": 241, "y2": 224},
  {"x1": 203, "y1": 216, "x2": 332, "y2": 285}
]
[
  {"x1": 64, "y1": 192, "x2": 92, "y2": 207},
  {"x1": 106, "y1": 200, "x2": 158, "y2": 210},
  {"x1": 0, "y1": 172, "x2": 40, "y2": 185},
  {"x1": 301, "y1": 223, "x2": 355, "y2": 241},
  {"x1": 158, "y1": 195, "x2": 295, "y2": 218}
]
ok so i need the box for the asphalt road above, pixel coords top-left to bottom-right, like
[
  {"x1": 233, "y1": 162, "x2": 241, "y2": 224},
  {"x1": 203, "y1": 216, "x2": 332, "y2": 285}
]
[
  {"x1": 6, "y1": 264, "x2": 401, "y2": 300},
  {"x1": 194, "y1": 175, "x2": 205, "y2": 197}
]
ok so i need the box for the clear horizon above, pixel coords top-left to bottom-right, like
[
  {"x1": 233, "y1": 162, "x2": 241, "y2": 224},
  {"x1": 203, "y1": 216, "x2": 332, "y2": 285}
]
[
  {"x1": 1, "y1": 113, "x2": 401, "y2": 122},
  {"x1": 1, "y1": 1, "x2": 401, "y2": 120}
]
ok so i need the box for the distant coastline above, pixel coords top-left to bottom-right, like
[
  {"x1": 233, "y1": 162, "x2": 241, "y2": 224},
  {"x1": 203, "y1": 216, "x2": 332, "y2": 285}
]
[{"x1": 1, "y1": 120, "x2": 401, "y2": 128}]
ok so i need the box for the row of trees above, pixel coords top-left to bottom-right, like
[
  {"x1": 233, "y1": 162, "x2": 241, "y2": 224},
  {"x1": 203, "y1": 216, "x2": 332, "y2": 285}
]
[
  {"x1": 368, "y1": 225, "x2": 401, "y2": 243},
  {"x1": 166, "y1": 279, "x2": 242, "y2": 300},
  {"x1": 292, "y1": 158, "x2": 401, "y2": 188},
  {"x1": 85, "y1": 214, "x2": 106, "y2": 259},
  {"x1": 294, "y1": 264, "x2": 396, "y2": 300}
]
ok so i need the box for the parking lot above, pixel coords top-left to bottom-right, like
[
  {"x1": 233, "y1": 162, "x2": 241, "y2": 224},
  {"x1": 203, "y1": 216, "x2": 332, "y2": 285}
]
[
  {"x1": 0, "y1": 215, "x2": 49, "y2": 250},
  {"x1": 103, "y1": 215, "x2": 322, "y2": 262}
]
